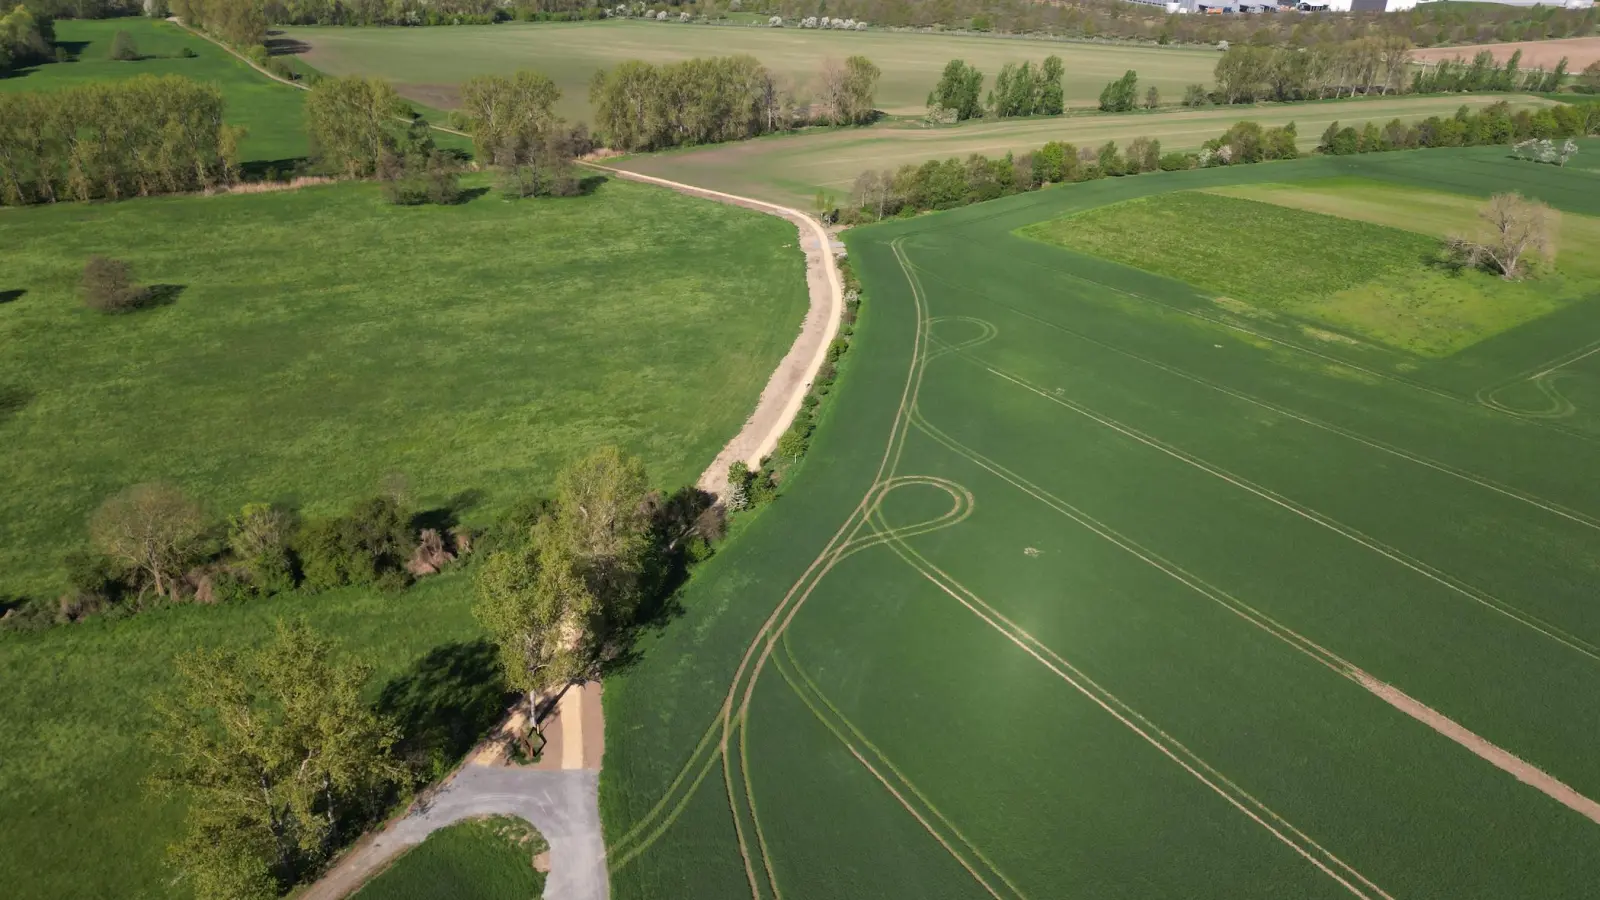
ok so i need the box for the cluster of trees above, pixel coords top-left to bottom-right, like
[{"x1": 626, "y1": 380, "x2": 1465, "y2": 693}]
[
  {"x1": 170, "y1": 0, "x2": 269, "y2": 46},
  {"x1": 1209, "y1": 38, "x2": 1414, "y2": 104},
  {"x1": 1316, "y1": 100, "x2": 1600, "y2": 156},
  {"x1": 2, "y1": 476, "x2": 470, "y2": 632},
  {"x1": 928, "y1": 56, "x2": 1065, "y2": 122},
  {"x1": 149, "y1": 619, "x2": 408, "y2": 899},
  {"x1": 472, "y1": 448, "x2": 724, "y2": 737},
  {"x1": 590, "y1": 53, "x2": 878, "y2": 152},
  {"x1": 460, "y1": 70, "x2": 592, "y2": 197},
  {"x1": 1512, "y1": 137, "x2": 1581, "y2": 167},
  {"x1": 0, "y1": 4, "x2": 52, "y2": 75},
  {"x1": 758, "y1": 0, "x2": 1597, "y2": 49},
  {"x1": 1098, "y1": 69, "x2": 1140, "y2": 113},
  {"x1": 0, "y1": 75, "x2": 243, "y2": 206},
  {"x1": 1413, "y1": 50, "x2": 1570, "y2": 95},
  {"x1": 302, "y1": 74, "x2": 471, "y2": 204}
]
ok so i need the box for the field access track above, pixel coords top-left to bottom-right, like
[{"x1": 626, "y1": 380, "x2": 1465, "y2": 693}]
[{"x1": 599, "y1": 145, "x2": 1600, "y2": 899}]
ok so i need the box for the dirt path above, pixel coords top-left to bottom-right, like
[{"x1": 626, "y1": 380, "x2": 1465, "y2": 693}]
[{"x1": 584, "y1": 164, "x2": 845, "y2": 497}]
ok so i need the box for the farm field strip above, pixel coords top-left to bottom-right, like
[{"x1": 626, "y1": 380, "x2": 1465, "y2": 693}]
[
  {"x1": 282, "y1": 20, "x2": 1219, "y2": 123},
  {"x1": 602, "y1": 147, "x2": 1600, "y2": 899},
  {"x1": 615, "y1": 94, "x2": 1557, "y2": 207}
]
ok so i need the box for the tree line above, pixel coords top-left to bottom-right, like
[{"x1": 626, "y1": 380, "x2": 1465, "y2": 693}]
[
  {"x1": 590, "y1": 53, "x2": 878, "y2": 152},
  {"x1": 1205, "y1": 38, "x2": 1572, "y2": 106},
  {"x1": 0, "y1": 75, "x2": 243, "y2": 206},
  {"x1": 758, "y1": 0, "x2": 1596, "y2": 50},
  {"x1": 841, "y1": 99, "x2": 1600, "y2": 224},
  {"x1": 0, "y1": 3, "x2": 53, "y2": 75}
]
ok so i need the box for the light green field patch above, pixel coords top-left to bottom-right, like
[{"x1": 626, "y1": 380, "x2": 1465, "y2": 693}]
[
  {"x1": 1021, "y1": 190, "x2": 1586, "y2": 356},
  {"x1": 1206, "y1": 176, "x2": 1600, "y2": 280},
  {"x1": 353, "y1": 816, "x2": 547, "y2": 900}
]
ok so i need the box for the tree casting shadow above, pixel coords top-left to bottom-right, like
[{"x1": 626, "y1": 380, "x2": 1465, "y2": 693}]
[{"x1": 378, "y1": 640, "x2": 515, "y2": 770}]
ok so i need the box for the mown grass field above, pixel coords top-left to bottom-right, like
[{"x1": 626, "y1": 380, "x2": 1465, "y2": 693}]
[
  {"x1": 352, "y1": 816, "x2": 546, "y2": 900},
  {"x1": 599, "y1": 145, "x2": 1600, "y2": 899},
  {"x1": 0, "y1": 574, "x2": 483, "y2": 900},
  {"x1": 0, "y1": 176, "x2": 807, "y2": 601},
  {"x1": 0, "y1": 17, "x2": 309, "y2": 165},
  {"x1": 281, "y1": 20, "x2": 1219, "y2": 123},
  {"x1": 615, "y1": 93, "x2": 1559, "y2": 207}
]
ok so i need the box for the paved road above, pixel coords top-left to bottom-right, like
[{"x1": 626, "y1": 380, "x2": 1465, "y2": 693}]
[{"x1": 302, "y1": 767, "x2": 607, "y2": 900}]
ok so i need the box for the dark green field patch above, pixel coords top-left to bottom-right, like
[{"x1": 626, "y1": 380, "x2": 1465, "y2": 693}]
[
  {"x1": 1020, "y1": 190, "x2": 1582, "y2": 357},
  {"x1": 353, "y1": 816, "x2": 546, "y2": 900}
]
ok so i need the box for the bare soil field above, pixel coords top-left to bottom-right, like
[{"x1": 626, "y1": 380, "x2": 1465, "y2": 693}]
[{"x1": 1412, "y1": 37, "x2": 1600, "y2": 69}]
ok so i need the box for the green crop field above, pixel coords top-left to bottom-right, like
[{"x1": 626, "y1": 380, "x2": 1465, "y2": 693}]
[
  {"x1": 280, "y1": 20, "x2": 1219, "y2": 124},
  {"x1": 614, "y1": 94, "x2": 1559, "y2": 208},
  {"x1": 599, "y1": 144, "x2": 1600, "y2": 899},
  {"x1": 352, "y1": 816, "x2": 547, "y2": 900},
  {"x1": 0, "y1": 176, "x2": 807, "y2": 600},
  {"x1": 0, "y1": 574, "x2": 484, "y2": 900},
  {"x1": 0, "y1": 17, "x2": 309, "y2": 165}
]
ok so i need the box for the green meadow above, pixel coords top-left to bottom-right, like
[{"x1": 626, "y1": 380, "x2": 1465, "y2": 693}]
[
  {"x1": 0, "y1": 17, "x2": 309, "y2": 164},
  {"x1": 0, "y1": 176, "x2": 806, "y2": 601},
  {"x1": 352, "y1": 816, "x2": 547, "y2": 900},
  {"x1": 599, "y1": 145, "x2": 1600, "y2": 898}
]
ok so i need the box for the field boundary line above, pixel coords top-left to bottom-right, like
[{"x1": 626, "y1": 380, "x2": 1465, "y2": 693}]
[
  {"x1": 910, "y1": 410, "x2": 1600, "y2": 830},
  {"x1": 920, "y1": 274, "x2": 1600, "y2": 532},
  {"x1": 979, "y1": 362, "x2": 1600, "y2": 663}
]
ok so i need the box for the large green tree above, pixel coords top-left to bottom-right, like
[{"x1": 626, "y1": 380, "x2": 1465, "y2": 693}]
[
  {"x1": 927, "y1": 58, "x2": 984, "y2": 121},
  {"x1": 474, "y1": 446, "x2": 652, "y2": 700},
  {"x1": 305, "y1": 75, "x2": 408, "y2": 178},
  {"x1": 149, "y1": 619, "x2": 405, "y2": 900}
]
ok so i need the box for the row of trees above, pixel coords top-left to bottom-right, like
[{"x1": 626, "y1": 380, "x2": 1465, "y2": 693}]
[
  {"x1": 1212, "y1": 38, "x2": 1415, "y2": 104},
  {"x1": 0, "y1": 3, "x2": 53, "y2": 75},
  {"x1": 1413, "y1": 50, "x2": 1570, "y2": 96},
  {"x1": 590, "y1": 53, "x2": 878, "y2": 152},
  {"x1": 842, "y1": 99, "x2": 1600, "y2": 224},
  {"x1": 461, "y1": 70, "x2": 590, "y2": 197},
  {"x1": 0, "y1": 75, "x2": 242, "y2": 206},
  {"x1": 759, "y1": 0, "x2": 1598, "y2": 50},
  {"x1": 927, "y1": 56, "x2": 1066, "y2": 122},
  {"x1": 1316, "y1": 101, "x2": 1599, "y2": 156},
  {"x1": 170, "y1": 0, "x2": 269, "y2": 47}
]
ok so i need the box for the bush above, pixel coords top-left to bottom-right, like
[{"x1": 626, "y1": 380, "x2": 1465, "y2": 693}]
[
  {"x1": 1158, "y1": 151, "x2": 1195, "y2": 171},
  {"x1": 294, "y1": 496, "x2": 415, "y2": 591},
  {"x1": 80, "y1": 256, "x2": 151, "y2": 313},
  {"x1": 53, "y1": 45, "x2": 69, "y2": 63},
  {"x1": 179, "y1": 47, "x2": 197, "y2": 59},
  {"x1": 109, "y1": 30, "x2": 138, "y2": 61}
]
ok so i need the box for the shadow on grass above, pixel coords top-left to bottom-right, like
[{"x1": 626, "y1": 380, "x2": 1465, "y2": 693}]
[
  {"x1": 378, "y1": 640, "x2": 515, "y2": 771},
  {"x1": 140, "y1": 284, "x2": 185, "y2": 310},
  {"x1": 265, "y1": 35, "x2": 312, "y2": 57},
  {"x1": 0, "y1": 289, "x2": 23, "y2": 304},
  {"x1": 239, "y1": 157, "x2": 314, "y2": 182},
  {"x1": 0, "y1": 384, "x2": 32, "y2": 424}
]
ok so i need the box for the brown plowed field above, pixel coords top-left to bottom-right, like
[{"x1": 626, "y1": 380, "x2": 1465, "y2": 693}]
[{"x1": 1412, "y1": 37, "x2": 1600, "y2": 70}]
